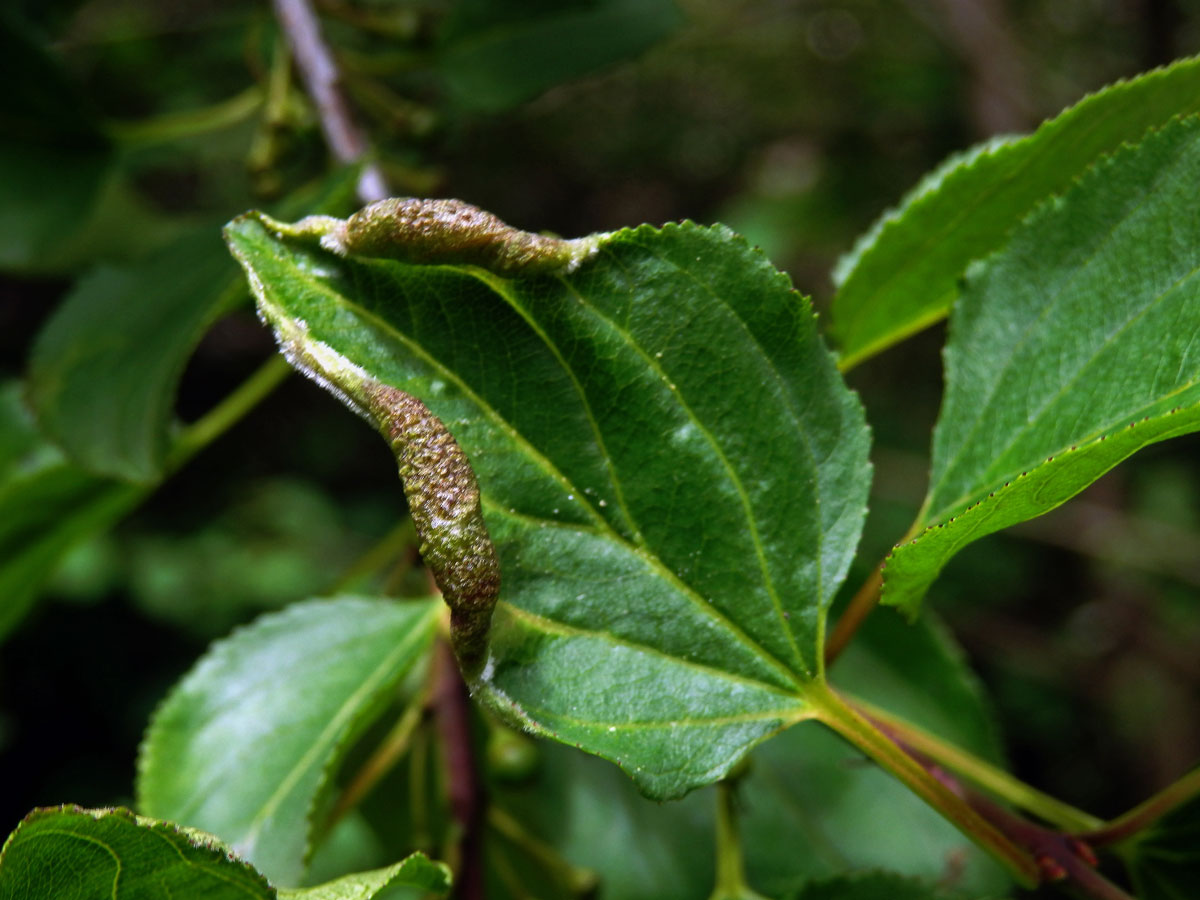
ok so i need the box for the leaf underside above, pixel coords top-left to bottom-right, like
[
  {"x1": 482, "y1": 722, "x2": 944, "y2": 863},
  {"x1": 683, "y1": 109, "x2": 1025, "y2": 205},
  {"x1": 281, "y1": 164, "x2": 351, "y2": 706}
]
[
  {"x1": 883, "y1": 115, "x2": 1200, "y2": 615},
  {"x1": 226, "y1": 216, "x2": 872, "y2": 799},
  {"x1": 830, "y1": 54, "x2": 1200, "y2": 369}
]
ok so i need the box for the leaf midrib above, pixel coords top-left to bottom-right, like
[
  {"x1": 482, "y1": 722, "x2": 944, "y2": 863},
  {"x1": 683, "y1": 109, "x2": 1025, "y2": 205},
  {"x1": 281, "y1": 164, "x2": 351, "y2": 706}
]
[
  {"x1": 289, "y1": 251, "x2": 809, "y2": 690},
  {"x1": 234, "y1": 603, "x2": 437, "y2": 853}
]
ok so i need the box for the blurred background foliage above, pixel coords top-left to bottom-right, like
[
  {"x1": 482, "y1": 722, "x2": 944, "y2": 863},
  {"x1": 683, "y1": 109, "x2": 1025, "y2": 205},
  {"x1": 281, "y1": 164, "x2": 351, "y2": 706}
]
[{"x1": 2, "y1": 0, "x2": 1199, "y2": 877}]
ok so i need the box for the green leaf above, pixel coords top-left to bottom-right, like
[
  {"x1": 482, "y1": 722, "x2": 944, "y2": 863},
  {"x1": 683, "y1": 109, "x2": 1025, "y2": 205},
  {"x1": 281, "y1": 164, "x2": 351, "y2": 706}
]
[
  {"x1": 278, "y1": 856, "x2": 450, "y2": 899},
  {"x1": 743, "y1": 612, "x2": 1009, "y2": 898},
  {"x1": 437, "y1": 0, "x2": 683, "y2": 112},
  {"x1": 27, "y1": 230, "x2": 238, "y2": 482},
  {"x1": 137, "y1": 597, "x2": 441, "y2": 886},
  {"x1": 489, "y1": 737, "x2": 713, "y2": 898},
  {"x1": 26, "y1": 168, "x2": 362, "y2": 483},
  {"x1": 789, "y1": 871, "x2": 973, "y2": 900},
  {"x1": 1121, "y1": 790, "x2": 1200, "y2": 900},
  {"x1": 0, "y1": 806, "x2": 449, "y2": 900},
  {"x1": 0, "y1": 383, "x2": 143, "y2": 641},
  {"x1": 0, "y1": 806, "x2": 272, "y2": 900},
  {"x1": 225, "y1": 212, "x2": 873, "y2": 800},
  {"x1": 882, "y1": 114, "x2": 1200, "y2": 616},
  {"x1": 830, "y1": 54, "x2": 1200, "y2": 369}
]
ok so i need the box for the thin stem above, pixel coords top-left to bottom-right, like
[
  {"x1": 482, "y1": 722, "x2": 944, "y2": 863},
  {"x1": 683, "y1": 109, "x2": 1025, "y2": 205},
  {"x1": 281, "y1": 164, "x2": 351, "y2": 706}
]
[
  {"x1": 166, "y1": 355, "x2": 293, "y2": 471},
  {"x1": 1080, "y1": 766, "x2": 1200, "y2": 847},
  {"x1": 824, "y1": 565, "x2": 882, "y2": 666},
  {"x1": 848, "y1": 695, "x2": 1103, "y2": 833},
  {"x1": 709, "y1": 781, "x2": 767, "y2": 900},
  {"x1": 432, "y1": 639, "x2": 484, "y2": 900},
  {"x1": 488, "y1": 807, "x2": 597, "y2": 896},
  {"x1": 809, "y1": 681, "x2": 1041, "y2": 886},
  {"x1": 826, "y1": 518, "x2": 925, "y2": 666},
  {"x1": 326, "y1": 519, "x2": 416, "y2": 594},
  {"x1": 965, "y1": 790, "x2": 1137, "y2": 900},
  {"x1": 108, "y1": 86, "x2": 263, "y2": 144},
  {"x1": 322, "y1": 684, "x2": 430, "y2": 835},
  {"x1": 271, "y1": 0, "x2": 388, "y2": 203}
]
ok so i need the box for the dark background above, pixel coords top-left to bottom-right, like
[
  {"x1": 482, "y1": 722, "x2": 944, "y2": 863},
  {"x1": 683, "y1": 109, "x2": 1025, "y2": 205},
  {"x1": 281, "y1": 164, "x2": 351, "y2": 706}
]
[{"x1": 2, "y1": 0, "x2": 1199, "y2": 850}]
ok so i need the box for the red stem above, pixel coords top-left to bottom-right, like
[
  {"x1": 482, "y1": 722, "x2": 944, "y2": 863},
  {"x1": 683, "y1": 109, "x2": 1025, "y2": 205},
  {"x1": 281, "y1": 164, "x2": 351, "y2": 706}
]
[
  {"x1": 867, "y1": 715, "x2": 1136, "y2": 899},
  {"x1": 432, "y1": 639, "x2": 484, "y2": 900}
]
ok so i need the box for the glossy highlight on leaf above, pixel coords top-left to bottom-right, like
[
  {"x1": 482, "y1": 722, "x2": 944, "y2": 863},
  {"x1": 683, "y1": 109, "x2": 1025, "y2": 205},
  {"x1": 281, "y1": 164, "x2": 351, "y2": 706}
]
[
  {"x1": 882, "y1": 115, "x2": 1200, "y2": 616},
  {"x1": 225, "y1": 209, "x2": 873, "y2": 799},
  {"x1": 137, "y1": 597, "x2": 440, "y2": 885}
]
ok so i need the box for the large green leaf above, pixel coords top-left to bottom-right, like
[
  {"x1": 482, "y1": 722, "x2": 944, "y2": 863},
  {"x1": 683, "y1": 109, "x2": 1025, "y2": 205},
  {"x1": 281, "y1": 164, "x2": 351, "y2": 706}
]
[
  {"x1": 437, "y1": 0, "x2": 683, "y2": 113},
  {"x1": 137, "y1": 597, "x2": 441, "y2": 886},
  {"x1": 882, "y1": 114, "x2": 1200, "y2": 616},
  {"x1": 830, "y1": 54, "x2": 1200, "y2": 369},
  {"x1": 226, "y1": 213, "x2": 873, "y2": 800},
  {"x1": 0, "y1": 806, "x2": 449, "y2": 900},
  {"x1": 27, "y1": 230, "x2": 238, "y2": 482},
  {"x1": 1120, "y1": 788, "x2": 1200, "y2": 900},
  {"x1": 0, "y1": 383, "x2": 143, "y2": 641}
]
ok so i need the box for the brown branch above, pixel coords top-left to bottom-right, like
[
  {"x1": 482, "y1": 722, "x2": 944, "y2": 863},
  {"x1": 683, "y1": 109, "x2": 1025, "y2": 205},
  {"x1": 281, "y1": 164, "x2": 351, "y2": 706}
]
[
  {"x1": 825, "y1": 565, "x2": 882, "y2": 667},
  {"x1": 1079, "y1": 766, "x2": 1200, "y2": 848},
  {"x1": 433, "y1": 638, "x2": 485, "y2": 900},
  {"x1": 864, "y1": 713, "x2": 1136, "y2": 900},
  {"x1": 271, "y1": 0, "x2": 388, "y2": 203}
]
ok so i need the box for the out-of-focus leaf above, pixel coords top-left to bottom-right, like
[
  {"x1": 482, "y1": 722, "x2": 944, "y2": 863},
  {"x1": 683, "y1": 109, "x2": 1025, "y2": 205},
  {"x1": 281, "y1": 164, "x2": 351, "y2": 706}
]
[
  {"x1": 126, "y1": 478, "x2": 387, "y2": 638},
  {"x1": 0, "y1": 10, "x2": 111, "y2": 274},
  {"x1": 26, "y1": 164, "x2": 363, "y2": 483},
  {"x1": 830, "y1": 54, "x2": 1200, "y2": 369},
  {"x1": 882, "y1": 115, "x2": 1200, "y2": 616},
  {"x1": 437, "y1": 0, "x2": 683, "y2": 112},
  {"x1": 1120, "y1": 785, "x2": 1200, "y2": 900},
  {"x1": 790, "y1": 871, "x2": 970, "y2": 900},
  {"x1": 489, "y1": 737, "x2": 713, "y2": 899},
  {"x1": 226, "y1": 213, "x2": 873, "y2": 800},
  {"x1": 0, "y1": 805, "x2": 450, "y2": 900},
  {"x1": 0, "y1": 383, "x2": 142, "y2": 641},
  {"x1": 137, "y1": 597, "x2": 441, "y2": 887},
  {"x1": 742, "y1": 612, "x2": 1009, "y2": 898},
  {"x1": 28, "y1": 229, "x2": 237, "y2": 482}
]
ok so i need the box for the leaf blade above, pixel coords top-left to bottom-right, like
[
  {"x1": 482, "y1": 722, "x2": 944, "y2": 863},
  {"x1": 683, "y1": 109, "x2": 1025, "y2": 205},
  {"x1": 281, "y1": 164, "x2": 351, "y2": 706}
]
[
  {"x1": 0, "y1": 806, "x2": 273, "y2": 900},
  {"x1": 27, "y1": 230, "x2": 238, "y2": 482},
  {"x1": 883, "y1": 115, "x2": 1200, "y2": 615},
  {"x1": 137, "y1": 597, "x2": 440, "y2": 886},
  {"x1": 225, "y1": 211, "x2": 873, "y2": 798},
  {"x1": 831, "y1": 54, "x2": 1200, "y2": 368}
]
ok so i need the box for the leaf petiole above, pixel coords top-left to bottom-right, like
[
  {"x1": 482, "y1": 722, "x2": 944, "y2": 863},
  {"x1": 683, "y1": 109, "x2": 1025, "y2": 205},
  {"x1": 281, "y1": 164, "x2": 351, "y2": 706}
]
[
  {"x1": 845, "y1": 694, "x2": 1103, "y2": 833},
  {"x1": 809, "y1": 682, "x2": 1042, "y2": 886}
]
